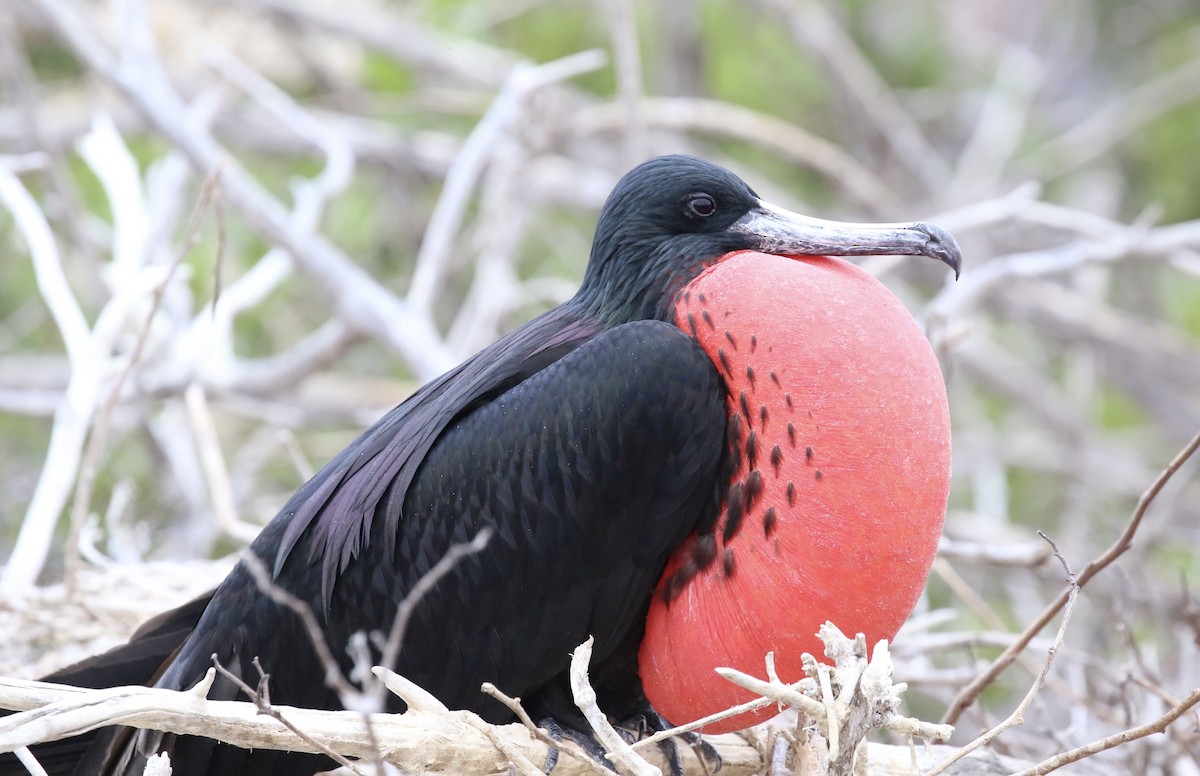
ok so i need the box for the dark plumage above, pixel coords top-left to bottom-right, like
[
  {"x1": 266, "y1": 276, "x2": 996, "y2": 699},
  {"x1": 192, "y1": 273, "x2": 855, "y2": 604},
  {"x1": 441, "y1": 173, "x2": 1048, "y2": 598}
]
[{"x1": 3, "y1": 155, "x2": 960, "y2": 776}]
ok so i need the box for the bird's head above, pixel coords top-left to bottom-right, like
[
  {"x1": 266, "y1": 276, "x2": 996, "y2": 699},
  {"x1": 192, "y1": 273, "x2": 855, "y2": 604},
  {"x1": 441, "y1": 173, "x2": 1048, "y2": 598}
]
[{"x1": 577, "y1": 154, "x2": 960, "y2": 323}]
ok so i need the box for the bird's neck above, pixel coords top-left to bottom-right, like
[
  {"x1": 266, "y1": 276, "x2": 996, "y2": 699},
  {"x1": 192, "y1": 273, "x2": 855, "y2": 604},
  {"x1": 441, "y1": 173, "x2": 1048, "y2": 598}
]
[{"x1": 575, "y1": 243, "x2": 724, "y2": 326}]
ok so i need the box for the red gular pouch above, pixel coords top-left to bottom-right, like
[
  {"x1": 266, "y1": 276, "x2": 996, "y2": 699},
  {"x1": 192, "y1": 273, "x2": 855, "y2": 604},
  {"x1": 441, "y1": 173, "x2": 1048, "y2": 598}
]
[{"x1": 641, "y1": 250, "x2": 951, "y2": 734}]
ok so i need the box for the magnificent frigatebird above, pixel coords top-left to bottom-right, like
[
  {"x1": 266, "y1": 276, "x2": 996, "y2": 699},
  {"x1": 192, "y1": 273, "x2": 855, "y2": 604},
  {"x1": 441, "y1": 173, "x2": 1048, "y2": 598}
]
[{"x1": 4, "y1": 155, "x2": 959, "y2": 775}]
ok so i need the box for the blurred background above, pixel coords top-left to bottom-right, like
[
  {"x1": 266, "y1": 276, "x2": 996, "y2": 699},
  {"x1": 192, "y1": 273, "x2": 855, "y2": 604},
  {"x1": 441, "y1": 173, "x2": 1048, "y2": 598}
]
[{"x1": 2, "y1": 0, "x2": 1200, "y2": 772}]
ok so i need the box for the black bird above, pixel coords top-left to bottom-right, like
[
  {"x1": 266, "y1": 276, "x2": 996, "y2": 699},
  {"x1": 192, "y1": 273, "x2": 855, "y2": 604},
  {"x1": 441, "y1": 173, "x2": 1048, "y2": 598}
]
[{"x1": 3, "y1": 155, "x2": 960, "y2": 775}]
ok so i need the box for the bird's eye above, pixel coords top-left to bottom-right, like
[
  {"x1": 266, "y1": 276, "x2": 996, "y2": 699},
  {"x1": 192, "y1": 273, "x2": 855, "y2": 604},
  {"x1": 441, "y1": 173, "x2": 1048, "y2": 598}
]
[{"x1": 685, "y1": 193, "x2": 716, "y2": 219}]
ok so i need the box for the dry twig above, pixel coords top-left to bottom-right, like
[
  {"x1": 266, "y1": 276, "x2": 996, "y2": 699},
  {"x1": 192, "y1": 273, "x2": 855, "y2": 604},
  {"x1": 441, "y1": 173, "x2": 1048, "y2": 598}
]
[
  {"x1": 926, "y1": 533, "x2": 1079, "y2": 775},
  {"x1": 1012, "y1": 687, "x2": 1200, "y2": 776},
  {"x1": 0, "y1": 671, "x2": 763, "y2": 775},
  {"x1": 569, "y1": 637, "x2": 660, "y2": 776},
  {"x1": 942, "y1": 428, "x2": 1200, "y2": 726}
]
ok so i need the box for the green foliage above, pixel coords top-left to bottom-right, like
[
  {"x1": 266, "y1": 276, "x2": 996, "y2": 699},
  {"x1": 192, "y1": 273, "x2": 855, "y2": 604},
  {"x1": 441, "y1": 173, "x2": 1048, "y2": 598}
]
[
  {"x1": 696, "y1": 2, "x2": 825, "y2": 122},
  {"x1": 842, "y1": 1, "x2": 950, "y2": 90},
  {"x1": 1155, "y1": 539, "x2": 1200, "y2": 576},
  {"x1": 25, "y1": 34, "x2": 83, "y2": 81},
  {"x1": 360, "y1": 50, "x2": 416, "y2": 94},
  {"x1": 1132, "y1": 100, "x2": 1200, "y2": 223},
  {"x1": 1094, "y1": 384, "x2": 1148, "y2": 430},
  {"x1": 1006, "y1": 467, "x2": 1065, "y2": 529},
  {"x1": 65, "y1": 156, "x2": 111, "y2": 227},
  {"x1": 485, "y1": 3, "x2": 614, "y2": 94},
  {"x1": 0, "y1": 414, "x2": 51, "y2": 541},
  {"x1": 0, "y1": 244, "x2": 44, "y2": 350},
  {"x1": 1161, "y1": 269, "x2": 1200, "y2": 341}
]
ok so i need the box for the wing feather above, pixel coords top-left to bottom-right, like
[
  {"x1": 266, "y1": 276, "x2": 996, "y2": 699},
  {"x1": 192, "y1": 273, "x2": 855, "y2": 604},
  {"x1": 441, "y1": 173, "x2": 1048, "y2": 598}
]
[
  {"x1": 83, "y1": 319, "x2": 729, "y2": 774},
  {"x1": 270, "y1": 309, "x2": 605, "y2": 603}
]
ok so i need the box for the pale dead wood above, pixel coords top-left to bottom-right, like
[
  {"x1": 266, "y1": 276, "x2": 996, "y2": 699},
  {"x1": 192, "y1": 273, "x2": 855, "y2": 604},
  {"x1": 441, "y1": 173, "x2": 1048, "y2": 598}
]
[
  {"x1": 208, "y1": 0, "x2": 519, "y2": 88},
  {"x1": 604, "y1": 0, "x2": 647, "y2": 165},
  {"x1": 694, "y1": 626, "x2": 952, "y2": 776},
  {"x1": 631, "y1": 693, "x2": 777, "y2": 751},
  {"x1": 12, "y1": 747, "x2": 49, "y2": 776},
  {"x1": 184, "y1": 382, "x2": 260, "y2": 544},
  {"x1": 405, "y1": 49, "x2": 606, "y2": 316},
  {"x1": 480, "y1": 682, "x2": 576, "y2": 758},
  {"x1": 0, "y1": 664, "x2": 1018, "y2": 776},
  {"x1": 1024, "y1": 53, "x2": 1200, "y2": 180},
  {"x1": 222, "y1": 526, "x2": 492, "y2": 771},
  {"x1": 569, "y1": 637, "x2": 660, "y2": 776},
  {"x1": 61, "y1": 157, "x2": 219, "y2": 591},
  {"x1": 0, "y1": 158, "x2": 99, "y2": 592},
  {"x1": 0, "y1": 672, "x2": 764, "y2": 776},
  {"x1": 947, "y1": 47, "x2": 1040, "y2": 203},
  {"x1": 209, "y1": 658, "x2": 369, "y2": 775},
  {"x1": 927, "y1": 216, "x2": 1200, "y2": 324},
  {"x1": 29, "y1": 0, "x2": 458, "y2": 382}
]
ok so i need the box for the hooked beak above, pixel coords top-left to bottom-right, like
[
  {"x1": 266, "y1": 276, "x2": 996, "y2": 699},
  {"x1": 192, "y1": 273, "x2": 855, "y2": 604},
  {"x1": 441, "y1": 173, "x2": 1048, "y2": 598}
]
[{"x1": 729, "y1": 200, "x2": 962, "y2": 279}]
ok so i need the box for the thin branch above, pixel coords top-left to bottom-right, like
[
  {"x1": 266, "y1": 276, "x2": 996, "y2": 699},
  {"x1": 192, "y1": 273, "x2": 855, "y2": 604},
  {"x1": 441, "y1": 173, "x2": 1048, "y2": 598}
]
[
  {"x1": 80, "y1": 113, "x2": 151, "y2": 287},
  {"x1": 238, "y1": 552, "x2": 359, "y2": 701},
  {"x1": 218, "y1": 525, "x2": 491, "y2": 772},
  {"x1": 445, "y1": 141, "x2": 533, "y2": 354},
  {"x1": 480, "y1": 682, "x2": 562, "y2": 753},
  {"x1": 222, "y1": 321, "x2": 362, "y2": 395},
  {"x1": 29, "y1": 0, "x2": 458, "y2": 379},
  {"x1": 0, "y1": 159, "x2": 97, "y2": 591},
  {"x1": 937, "y1": 536, "x2": 1052, "y2": 568},
  {"x1": 570, "y1": 637, "x2": 661, "y2": 776},
  {"x1": 942, "y1": 428, "x2": 1200, "y2": 726},
  {"x1": 715, "y1": 666, "x2": 827, "y2": 726},
  {"x1": 605, "y1": 0, "x2": 646, "y2": 165},
  {"x1": 0, "y1": 13, "x2": 97, "y2": 268},
  {"x1": 927, "y1": 216, "x2": 1200, "y2": 323},
  {"x1": 1013, "y1": 687, "x2": 1200, "y2": 776},
  {"x1": 406, "y1": 49, "x2": 605, "y2": 316},
  {"x1": 947, "y1": 46, "x2": 1041, "y2": 201},
  {"x1": 631, "y1": 693, "x2": 777, "y2": 751},
  {"x1": 13, "y1": 747, "x2": 49, "y2": 776},
  {"x1": 376, "y1": 666, "x2": 547, "y2": 776},
  {"x1": 187, "y1": 41, "x2": 355, "y2": 384},
  {"x1": 0, "y1": 160, "x2": 89, "y2": 361},
  {"x1": 63, "y1": 168, "x2": 220, "y2": 591},
  {"x1": 183, "y1": 382, "x2": 260, "y2": 544},
  {"x1": 1024, "y1": 50, "x2": 1200, "y2": 180},
  {"x1": 211, "y1": 0, "x2": 519, "y2": 88},
  {"x1": 476, "y1": 683, "x2": 611, "y2": 773},
  {"x1": 460, "y1": 715, "x2": 548, "y2": 776},
  {"x1": 210, "y1": 656, "x2": 367, "y2": 775},
  {"x1": 925, "y1": 533, "x2": 1080, "y2": 776}
]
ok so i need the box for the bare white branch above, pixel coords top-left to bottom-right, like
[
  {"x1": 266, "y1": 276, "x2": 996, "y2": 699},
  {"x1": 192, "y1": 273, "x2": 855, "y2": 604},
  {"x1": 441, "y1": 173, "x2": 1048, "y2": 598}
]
[
  {"x1": 569, "y1": 637, "x2": 661, "y2": 776},
  {"x1": 0, "y1": 161, "x2": 101, "y2": 590},
  {"x1": 0, "y1": 672, "x2": 764, "y2": 776},
  {"x1": 30, "y1": 0, "x2": 457, "y2": 379},
  {"x1": 406, "y1": 49, "x2": 605, "y2": 318}
]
